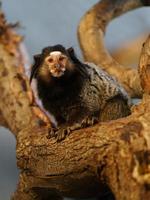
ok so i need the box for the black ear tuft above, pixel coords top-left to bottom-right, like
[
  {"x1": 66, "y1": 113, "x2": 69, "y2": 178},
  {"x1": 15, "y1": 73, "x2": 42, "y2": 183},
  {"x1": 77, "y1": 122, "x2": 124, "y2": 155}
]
[
  {"x1": 67, "y1": 47, "x2": 87, "y2": 77},
  {"x1": 67, "y1": 47, "x2": 74, "y2": 55},
  {"x1": 30, "y1": 54, "x2": 41, "y2": 83},
  {"x1": 67, "y1": 47, "x2": 82, "y2": 64},
  {"x1": 42, "y1": 46, "x2": 52, "y2": 55}
]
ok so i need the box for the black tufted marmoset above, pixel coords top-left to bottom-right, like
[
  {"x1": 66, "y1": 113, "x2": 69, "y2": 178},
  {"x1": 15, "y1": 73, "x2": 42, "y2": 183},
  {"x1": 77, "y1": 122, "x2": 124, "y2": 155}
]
[{"x1": 30, "y1": 44, "x2": 131, "y2": 141}]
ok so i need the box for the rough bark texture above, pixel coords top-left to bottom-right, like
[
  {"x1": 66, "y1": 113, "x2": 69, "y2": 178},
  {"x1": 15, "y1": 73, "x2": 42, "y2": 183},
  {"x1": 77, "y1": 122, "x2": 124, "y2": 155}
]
[{"x1": 0, "y1": 1, "x2": 150, "y2": 200}]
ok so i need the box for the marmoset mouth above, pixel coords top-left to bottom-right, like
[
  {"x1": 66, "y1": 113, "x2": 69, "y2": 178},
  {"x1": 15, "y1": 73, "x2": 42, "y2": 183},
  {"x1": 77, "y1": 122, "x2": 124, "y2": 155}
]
[{"x1": 50, "y1": 69, "x2": 65, "y2": 77}]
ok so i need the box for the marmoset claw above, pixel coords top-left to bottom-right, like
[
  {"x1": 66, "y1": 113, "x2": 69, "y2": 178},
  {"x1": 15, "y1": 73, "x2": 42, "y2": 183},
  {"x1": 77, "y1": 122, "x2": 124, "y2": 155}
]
[
  {"x1": 47, "y1": 127, "x2": 58, "y2": 139},
  {"x1": 55, "y1": 127, "x2": 71, "y2": 142},
  {"x1": 81, "y1": 116, "x2": 99, "y2": 127},
  {"x1": 47, "y1": 126, "x2": 71, "y2": 142}
]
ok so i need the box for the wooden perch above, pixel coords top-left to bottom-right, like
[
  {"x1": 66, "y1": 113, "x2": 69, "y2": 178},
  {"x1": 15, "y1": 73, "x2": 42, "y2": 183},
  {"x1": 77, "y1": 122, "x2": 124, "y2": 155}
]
[{"x1": 0, "y1": 1, "x2": 150, "y2": 200}]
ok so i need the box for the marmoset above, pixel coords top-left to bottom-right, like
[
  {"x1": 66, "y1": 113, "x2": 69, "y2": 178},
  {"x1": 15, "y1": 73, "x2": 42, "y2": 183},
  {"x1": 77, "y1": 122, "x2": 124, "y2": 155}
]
[{"x1": 30, "y1": 44, "x2": 131, "y2": 141}]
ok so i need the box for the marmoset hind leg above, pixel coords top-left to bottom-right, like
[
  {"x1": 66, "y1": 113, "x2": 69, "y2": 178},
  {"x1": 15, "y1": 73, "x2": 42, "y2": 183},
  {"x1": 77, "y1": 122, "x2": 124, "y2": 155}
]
[{"x1": 100, "y1": 96, "x2": 131, "y2": 122}]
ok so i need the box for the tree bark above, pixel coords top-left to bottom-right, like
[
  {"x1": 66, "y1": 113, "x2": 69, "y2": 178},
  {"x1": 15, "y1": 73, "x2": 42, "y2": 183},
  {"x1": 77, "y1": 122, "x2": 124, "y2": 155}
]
[{"x1": 0, "y1": 1, "x2": 150, "y2": 200}]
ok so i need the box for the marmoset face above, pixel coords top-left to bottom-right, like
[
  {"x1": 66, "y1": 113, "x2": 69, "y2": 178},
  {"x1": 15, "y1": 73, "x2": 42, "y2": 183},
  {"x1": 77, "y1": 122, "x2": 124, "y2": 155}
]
[
  {"x1": 44, "y1": 51, "x2": 69, "y2": 77},
  {"x1": 36, "y1": 49, "x2": 75, "y2": 82}
]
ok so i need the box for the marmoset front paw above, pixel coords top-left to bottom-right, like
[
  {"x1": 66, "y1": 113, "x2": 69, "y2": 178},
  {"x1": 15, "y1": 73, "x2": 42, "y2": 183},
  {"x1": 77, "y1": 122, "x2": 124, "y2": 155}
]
[
  {"x1": 47, "y1": 126, "x2": 71, "y2": 142},
  {"x1": 47, "y1": 117, "x2": 99, "y2": 142}
]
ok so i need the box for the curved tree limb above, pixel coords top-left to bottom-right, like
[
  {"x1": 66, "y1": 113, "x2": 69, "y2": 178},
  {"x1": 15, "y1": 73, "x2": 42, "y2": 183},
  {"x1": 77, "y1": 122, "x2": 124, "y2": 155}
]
[
  {"x1": 0, "y1": 10, "x2": 51, "y2": 136},
  {"x1": 0, "y1": 111, "x2": 8, "y2": 127},
  {"x1": 78, "y1": 0, "x2": 150, "y2": 98},
  {"x1": 139, "y1": 35, "x2": 150, "y2": 94},
  {"x1": 0, "y1": 2, "x2": 150, "y2": 200}
]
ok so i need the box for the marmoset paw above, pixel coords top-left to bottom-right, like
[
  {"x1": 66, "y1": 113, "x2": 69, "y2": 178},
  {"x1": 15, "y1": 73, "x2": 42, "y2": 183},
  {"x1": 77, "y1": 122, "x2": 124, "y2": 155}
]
[
  {"x1": 55, "y1": 127, "x2": 71, "y2": 142},
  {"x1": 81, "y1": 116, "x2": 99, "y2": 127},
  {"x1": 47, "y1": 126, "x2": 71, "y2": 142},
  {"x1": 47, "y1": 127, "x2": 58, "y2": 139}
]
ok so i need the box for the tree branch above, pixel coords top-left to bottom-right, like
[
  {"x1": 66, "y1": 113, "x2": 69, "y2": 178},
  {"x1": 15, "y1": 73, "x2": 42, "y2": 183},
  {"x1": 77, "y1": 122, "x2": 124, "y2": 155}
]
[
  {"x1": 139, "y1": 35, "x2": 150, "y2": 94},
  {"x1": 78, "y1": 0, "x2": 150, "y2": 98},
  {"x1": 0, "y1": 10, "x2": 50, "y2": 136},
  {"x1": 0, "y1": 110, "x2": 8, "y2": 127},
  {"x1": 14, "y1": 96, "x2": 150, "y2": 200}
]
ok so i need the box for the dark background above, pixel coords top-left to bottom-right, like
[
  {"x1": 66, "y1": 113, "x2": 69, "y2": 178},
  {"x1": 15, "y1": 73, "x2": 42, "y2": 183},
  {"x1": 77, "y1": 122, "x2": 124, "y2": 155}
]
[{"x1": 0, "y1": 1, "x2": 150, "y2": 199}]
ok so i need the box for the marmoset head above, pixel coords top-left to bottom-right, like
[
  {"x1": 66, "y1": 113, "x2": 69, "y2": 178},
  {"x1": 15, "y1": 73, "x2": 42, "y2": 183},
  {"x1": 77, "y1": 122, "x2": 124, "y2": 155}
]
[{"x1": 30, "y1": 45, "x2": 82, "y2": 83}]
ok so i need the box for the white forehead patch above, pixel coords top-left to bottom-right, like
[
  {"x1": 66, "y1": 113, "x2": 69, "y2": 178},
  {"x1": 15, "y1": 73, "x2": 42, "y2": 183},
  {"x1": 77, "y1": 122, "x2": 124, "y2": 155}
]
[{"x1": 50, "y1": 51, "x2": 62, "y2": 56}]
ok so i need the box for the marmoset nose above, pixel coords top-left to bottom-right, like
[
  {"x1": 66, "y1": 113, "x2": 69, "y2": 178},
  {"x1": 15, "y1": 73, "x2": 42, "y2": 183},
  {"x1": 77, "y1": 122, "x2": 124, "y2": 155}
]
[{"x1": 55, "y1": 63, "x2": 61, "y2": 68}]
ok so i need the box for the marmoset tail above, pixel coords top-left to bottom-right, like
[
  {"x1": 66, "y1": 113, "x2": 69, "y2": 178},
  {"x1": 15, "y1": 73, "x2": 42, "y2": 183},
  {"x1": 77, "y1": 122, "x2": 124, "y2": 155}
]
[{"x1": 30, "y1": 44, "x2": 131, "y2": 141}]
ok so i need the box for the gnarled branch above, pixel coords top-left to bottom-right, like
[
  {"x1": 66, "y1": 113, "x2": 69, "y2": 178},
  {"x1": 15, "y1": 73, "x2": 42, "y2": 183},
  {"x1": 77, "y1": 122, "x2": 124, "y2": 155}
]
[{"x1": 78, "y1": 0, "x2": 150, "y2": 98}]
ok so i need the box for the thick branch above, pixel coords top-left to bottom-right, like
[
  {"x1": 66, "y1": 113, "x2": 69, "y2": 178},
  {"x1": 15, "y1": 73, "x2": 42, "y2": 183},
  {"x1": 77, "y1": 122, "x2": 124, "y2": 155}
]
[
  {"x1": 0, "y1": 11, "x2": 50, "y2": 135},
  {"x1": 139, "y1": 35, "x2": 150, "y2": 94},
  {"x1": 0, "y1": 110, "x2": 8, "y2": 127},
  {"x1": 15, "y1": 97, "x2": 150, "y2": 200},
  {"x1": 78, "y1": 0, "x2": 150, "y2": 98}
]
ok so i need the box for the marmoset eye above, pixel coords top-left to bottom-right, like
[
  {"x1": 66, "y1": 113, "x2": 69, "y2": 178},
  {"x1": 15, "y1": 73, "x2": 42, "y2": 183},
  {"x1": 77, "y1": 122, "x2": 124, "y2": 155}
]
[
  {"x1": 47, "y1": 58, "x2": 53, "y2": 63},
  {"x1": 59, "y1": 57, "x2": 65, "y2": 61}
]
